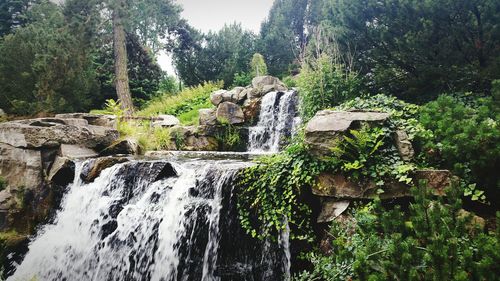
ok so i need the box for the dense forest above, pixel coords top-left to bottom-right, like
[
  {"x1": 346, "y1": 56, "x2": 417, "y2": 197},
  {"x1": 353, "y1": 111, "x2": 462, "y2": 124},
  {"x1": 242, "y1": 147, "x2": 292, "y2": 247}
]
[{"x1": 0, "y1": 0, "x2": 499, "y2": 280}]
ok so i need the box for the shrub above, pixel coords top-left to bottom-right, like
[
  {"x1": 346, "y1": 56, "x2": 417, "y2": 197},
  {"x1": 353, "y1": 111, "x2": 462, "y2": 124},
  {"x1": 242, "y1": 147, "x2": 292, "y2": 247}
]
[
  {"x1": 0, "y1": 177, "x2": 6, "y2": 191},
  {"x1": 295, "y1": 185, "x2": 500, "y2": 281},
  {"x1": 418, "y1": 93, "x2": 500, "y2": 202},
  {"x1": 232, "y1": 72, "x2": 252, "y2": 87},
  {"x1": 297, "y1": 54, "x2": 362, "y2": 121}
]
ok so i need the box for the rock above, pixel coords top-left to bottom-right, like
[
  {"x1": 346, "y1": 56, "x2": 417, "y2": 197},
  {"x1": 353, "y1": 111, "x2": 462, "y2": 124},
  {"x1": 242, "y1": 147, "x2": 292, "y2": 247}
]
[
  {"x1": 55, "y1": 113, "x2": 116, "y2": 128},
  {"x1": 251, "y1": 76, "x2": 287, "y2": 97},
  {"x1": 238, "y1": 88, "x2": 252, "y2": 103},
  {"x1": 394, "y1": 130, "x2": 414, "y2": 161},
  {"x1": 48, "y1": 156, "x2": 75, "y2": 186},
  {"x1": 100, "y1": 138, "x2": 140, "y2": 156},
  {"x1": 210, "y1": 90, "x2": 226, "y2": 106},
  {"x1": 199, "y1": 108, "x2": 217, "y2": 126},
  {"x1": 152, "y1": 115, "x2": 180, "y2": 128},
  {"x1": 80, "y1": 157, "x2": 129, "y2": 183},
  {"x1": 458, "y1": 209, "x2": 486, "y2": 232},
  {"x1": 59, "y1": 144, "x2": 98, "y2": 159},
  {"x1": 0, "y1": 143, "x2": 42, "y2": 191},
  {"x1": 0, "y1": 109, "x2": 5, "y2": 117},
  {"x1": 185, "y1": 135, "x2": 219, "y2": 151},
  {"x1": 216, "y1": 102, "x2": 245, "y2": 125},
  {"x1": 413, "y1": 169, "x2": 452, "y2": 196},
  {"x1": 170, "y1": 126, "x2": 220, "y2": 151},
  {"x1": 0, "y1": 190, "x2": 14, "y2": 210},
  {"x1": 317, "y1": 199, "x2": 350, "y2": 223},
  {"x1": 305, "y1": 110, "x2": 390, "y2": 156},
  {"x1": 314, "y1": 172, "x2": 409, "y2": 199},
  {"x1": 0, "y1": 119, "x2": 119, "y2": 150},
  {"x1": 242, "y1": 98, "x2": 261, "y2": 125}
]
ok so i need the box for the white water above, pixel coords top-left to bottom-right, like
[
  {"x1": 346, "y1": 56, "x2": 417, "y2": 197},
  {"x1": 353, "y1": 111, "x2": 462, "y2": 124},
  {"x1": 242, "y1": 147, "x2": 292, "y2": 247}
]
[
  {"x1": 8, "y1": 160, "x2": 249, "y2": 281},
  {"x1": 248, "y1": 90, "x2": 299, "y2": 153}
]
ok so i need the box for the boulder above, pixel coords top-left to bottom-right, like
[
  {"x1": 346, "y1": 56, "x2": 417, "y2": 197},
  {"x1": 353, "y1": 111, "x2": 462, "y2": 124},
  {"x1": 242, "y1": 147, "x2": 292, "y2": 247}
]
[
  {"x1": 317, "y1": 199, "x2": 350, "y2": 223},
  {"x1": 152, "y1": 115, "x2": 180, "y2": 128},
  {"x1": 80, "y1": 157, "x2": 129, "y2": 183},
  {"x1": 210, "y1": 90, "x2": 226, "y2": 106},
  {"x1": 0, "y1": 119, "x2": 119, "y2": 150},
  {"x1": 394, "y1": 130, "x2": 414, "y2": 161},
  {"x1": 0, "y1": 143, "x2": 42, "y2": 191},
  {"x1": 100, "y1": 138, "x2": 140, "y2": 156},
  {"x1": 55, "y1": 113, "x2": 116, "y2": 128},
  {"x1": 0, "y1": 109, "x2": 5, "y2": 118},
  {"x1": 0, "y1": 190, "x2": 14, "y2": 211},
  {"x1": 413, "y1": 169, "x2": 452, "y2": 196},
  {"x1": 314, "y1": 173, "x2": 410, "y2": 199},
  {"x1": 251, "y1": 76, "x2": 287, "y2": 97},
  {"x1": 170, "y1": 126, "x2": 219, "y2": 151},
  {"x1": 199, "y1": 109, "x2": 217, "y2": 126},
  {"x1": 242, "y1": 98, "x2": 261, "y2": 125},
  {"x1": 47, "y1": 156, "x2": 75, "y2": 186},
  {"x1": 59, "y1": 144, "x2": 98, "y2": 159},
  {"x1": 216, "y1": 102, "x2": 245, "y2": 125},
  {"x1": 237, "y1": 88, "x2": 252, "y2": 103},
  {"x1": 305, "y1": 110, "x2": 390, "y2": 156}
]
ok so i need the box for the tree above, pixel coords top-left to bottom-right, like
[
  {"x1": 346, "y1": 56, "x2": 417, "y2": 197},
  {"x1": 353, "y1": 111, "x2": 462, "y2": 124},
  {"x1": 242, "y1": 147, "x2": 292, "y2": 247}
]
[
  {"x1": 323, "y1": 0, "x2": 500, "y2": 100},
  {"x1": 0, "y1": 0, "x2": 36, "y2": 37},
  {"x1": 0, "y1": 2, "x2": 98, "y2": 115},
  {"x1": 250, "y1": 53, "x2": 268, "y2": 77}
]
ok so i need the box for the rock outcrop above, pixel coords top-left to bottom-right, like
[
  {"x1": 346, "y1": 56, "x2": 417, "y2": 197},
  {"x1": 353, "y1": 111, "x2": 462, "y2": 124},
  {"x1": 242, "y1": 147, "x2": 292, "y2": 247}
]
[
  {"x1": 152, "y1": 115, "x2": 180, "y2": 128},
  {"x1": 198, "y1": 109, "x2": 217, "y2": 126},
  {"x1": 0, "y1": 116, "x2": 120, "y2": 234},
  {"x1": 216, "y1": 102, "x2": 245, "y2": 125},
  {"x1": 305, "y1": 110, "x2": 390, "y2": 156}
]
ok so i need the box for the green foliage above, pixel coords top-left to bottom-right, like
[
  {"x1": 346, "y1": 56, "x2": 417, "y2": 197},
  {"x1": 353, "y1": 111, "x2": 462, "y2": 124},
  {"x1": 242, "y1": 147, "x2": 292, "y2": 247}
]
[
  {"x1": 138, "y1": 82, "x2": 221, "y2": 124},
  {"x1": 0, "y1": 2, "x2": 98, "y2": 115},
  {"x1": 0, "y1": 0, "x2": 35, "y2": 37},
  {"x1": 238, "y1": 141, "x2": 326, "y2": 241},
  {"x1": 157, "y1": 75, "x2": 180, "y2": 95},
  {"x1": 282, "y1": 76, "x2": 297, "y2": 88},
  {"x1": 322, "y1": 0, "x2": 500, "y2": 100},
  {"x1": 171, "y1": 23, "x2": 257, "y2": 87},
  {"x1": 216, "y1": 122, "x2": 243, "y2": 151},
  {"x1": 418, "y1": 93, "x2": 500, "y2": 201},
  {"x1": 298, "y1": 54, "x2": 362, "y2": 121},
  {"x1": 231, "y1": 72, "x2": 252, "y2": 88},
  {"x1": 296, "y1": 185, "x2": 500, "y2": 281},
  {"x1": 327, "y1": 125, "x2": 416, "y2": 187}
]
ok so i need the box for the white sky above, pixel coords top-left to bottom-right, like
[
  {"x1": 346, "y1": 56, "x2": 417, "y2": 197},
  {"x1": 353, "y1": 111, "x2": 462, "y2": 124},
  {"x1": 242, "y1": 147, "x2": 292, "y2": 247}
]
[{"x1": 158, "y1": 0, "x2": 274, "y2": 75}]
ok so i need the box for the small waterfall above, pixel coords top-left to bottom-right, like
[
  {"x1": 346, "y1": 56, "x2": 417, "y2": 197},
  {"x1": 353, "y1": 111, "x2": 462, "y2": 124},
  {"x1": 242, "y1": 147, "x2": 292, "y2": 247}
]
[
  {"x1": 8, "y1": 158, "x2": 288, "y2": 281},
  {"x1": 248, "y1": 90, "x2": 299, "y2": 153}
]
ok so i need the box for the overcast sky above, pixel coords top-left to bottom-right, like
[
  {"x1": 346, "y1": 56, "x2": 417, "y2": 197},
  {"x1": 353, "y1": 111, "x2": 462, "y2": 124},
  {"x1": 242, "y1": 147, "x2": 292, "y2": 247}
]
[{"x1": 159, "y1": 0, "x2": 274, "y2": 74}]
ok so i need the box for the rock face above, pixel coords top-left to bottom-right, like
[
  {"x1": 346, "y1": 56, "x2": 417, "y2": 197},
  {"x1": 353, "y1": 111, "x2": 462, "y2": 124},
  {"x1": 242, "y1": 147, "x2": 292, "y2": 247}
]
[
  {"x1": 0, "y1": 117, "x2": 120, "y2": 233},
  {"x1": 216, "y1": 102, "x2": 245, "y2": 125},
  {"x1": 394, "y1": 130, "x2": 414, "y2": 161},
  {"x1": 198, "y1": 109, "x2": 217, "y2": 126},
  {"x1": 152, "y1": 115, "x2": 180, "y2": 128},
  {"x1": 242, "y1": 98, "x2": 261, "y2": 125},
  {"x1": 170, "y1": 126, "x2": 219, "y2": 151},
  {"x1": 305, "y1": 110, "x2": 390, "y2": 156},
  {"x1": 251, "y1": 76, "x2": 287, "y2": 97},
  {"x1": 100, "y1": 138, "x2": 140, "y2": 156},
  {"x1": 80, "y1": 157, "x2": 129, "y2": 183}
]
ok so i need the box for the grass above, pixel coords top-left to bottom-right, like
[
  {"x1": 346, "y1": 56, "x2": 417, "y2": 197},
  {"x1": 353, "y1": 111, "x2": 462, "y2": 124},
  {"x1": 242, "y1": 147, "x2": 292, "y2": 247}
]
[{"x1": 138, "y1": 81, "x2": 221, "y2": 125}]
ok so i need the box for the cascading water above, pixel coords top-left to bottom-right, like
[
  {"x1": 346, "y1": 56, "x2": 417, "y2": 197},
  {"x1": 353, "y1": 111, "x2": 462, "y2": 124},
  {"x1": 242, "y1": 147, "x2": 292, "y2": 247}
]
[
  {"x1": 248, "y1": 90, "x2": 299, "y2": 153},
  {"x1": 8, "y1": 158, "x2": 290, "y2": 281}
]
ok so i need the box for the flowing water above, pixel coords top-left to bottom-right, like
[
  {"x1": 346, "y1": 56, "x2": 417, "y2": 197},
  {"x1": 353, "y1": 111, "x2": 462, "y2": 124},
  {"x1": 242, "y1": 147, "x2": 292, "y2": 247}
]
[
  {"x1": 8, "y1": 158, "x2": 290, "y2": 281},
  {"x1": 248, "y1": 91, "x2": 299, "y2": 153}
]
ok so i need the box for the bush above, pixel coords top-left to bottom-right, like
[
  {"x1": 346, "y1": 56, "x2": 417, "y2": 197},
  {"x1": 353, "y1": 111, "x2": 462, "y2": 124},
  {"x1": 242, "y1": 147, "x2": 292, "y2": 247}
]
[
  {"x1": 296, "y1": 185, "x2": 500, "y2": 281},
  {"x1": 0, "y1": 177, "x2": 6, "y2": 191},
  {"x1": 418, "y1": 93, "x2": 500, "y2": 202},
  {"x1": 232, "y1": 72, "x2": 252, "y2": 87},
  {"x1": 297, "y1": 54, "x2": 362, "y2": 121},
  {"x1": 138, "y1": 81, "x2": 222, "y2": 125}
]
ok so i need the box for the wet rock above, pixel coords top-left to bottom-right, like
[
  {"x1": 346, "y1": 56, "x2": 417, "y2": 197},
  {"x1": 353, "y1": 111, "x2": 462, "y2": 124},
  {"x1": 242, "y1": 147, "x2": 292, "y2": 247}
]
[
  {"x1": 100, "y1": 138, "x2": 140, "y2": 156},
  {"x1": 48, "y1": 156, "x2": 75, "y2": 186},
  {"x1": 242, "y1": 98, "x2": 261, "y2": 125},
  {"x1": 210, "y1": 90, "x2": 226, "y2": 106},
  {"x1": 80, "y1": 157, "x2": 129, "y2": 183},
  {"x1": 216, "y1": 102, "x2": 245, "y2": 125},
  {"x1": 199, "y1": 109, "x2": 217, "y2": 126},
  {"x1": 317, "y1": 199, "x2": 350, "y2": 223},
  {"x1": 305, "y1": 110, "x2": 390, "y2": 156},
  {"x1": 55, "y1": 113, "x2": 116, "y2": 128},
  {"x1": 152, "y1": 115, "x2": 180, "y2": 128},
  {"x1": 394, "y1": 130, "x2": 414, "y2": 161}
]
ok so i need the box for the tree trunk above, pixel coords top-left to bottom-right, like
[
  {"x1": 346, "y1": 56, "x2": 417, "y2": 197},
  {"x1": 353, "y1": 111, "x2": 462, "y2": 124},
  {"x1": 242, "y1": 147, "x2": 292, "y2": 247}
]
[{"x1": 112, "y1": 0, "x2": 134, "y2": 115}]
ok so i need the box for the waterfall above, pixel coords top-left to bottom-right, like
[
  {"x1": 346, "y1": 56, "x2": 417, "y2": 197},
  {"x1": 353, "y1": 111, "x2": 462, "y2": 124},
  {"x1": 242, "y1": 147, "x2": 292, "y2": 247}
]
[
  {"x1": 248, "y1": 90, "x2": 299, "y2": 153},
  {"x1": 7, "y1": 158, "x2": 290, "y2": 281}
]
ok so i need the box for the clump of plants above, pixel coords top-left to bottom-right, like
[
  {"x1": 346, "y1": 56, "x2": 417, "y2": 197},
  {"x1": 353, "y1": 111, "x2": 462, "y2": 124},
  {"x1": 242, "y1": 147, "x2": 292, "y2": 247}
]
[
  {"x1": 237, "y1": 141, "x2": 326, "y2": 241},
  {"x1": 0, "y1": 177, "x2": 6, "y2": 192},
  {"x1": 295, "y1": 185, "x2": 500, "y2": 281},
  {"x1": 216, "y1": 121, "x2": 243, "y2": 151}
]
